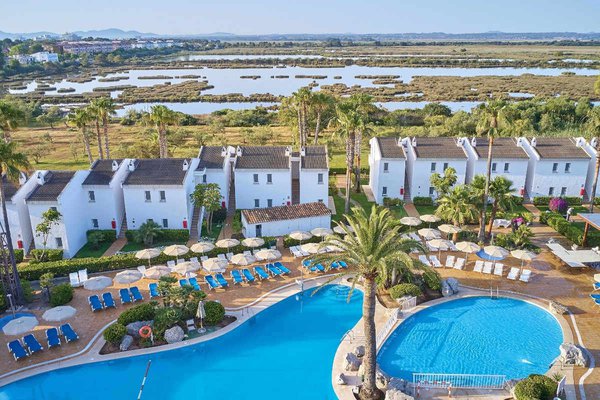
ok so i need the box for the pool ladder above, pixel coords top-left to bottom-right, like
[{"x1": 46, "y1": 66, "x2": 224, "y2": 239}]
[{"x1": 490, "y1": 286, "x2": 499, "y2": 299}]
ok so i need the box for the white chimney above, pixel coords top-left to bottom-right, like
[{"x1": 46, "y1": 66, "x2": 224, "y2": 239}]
[
  {"x1": 111, "y1": 160, "x2": 119, "y2": 171},
  {"x1": 591, "y1": 138, "x2": 599, "y2": 148},
  {"x1": 18, "y1": 172, "x2": 27, "y2": 185},
  {"x1": 411, "y1": 137, "x2": 417, "y2": 147},
  {"x1": 285, "y1": 146, "x2": 292, "y2": 157},
  {"x1": 236, "y1": 146, "x2": 243, "y2": 157},
  {"x1": 182, "y1": 159, "x2": 190, "y2": 171},
  {"x1": 128, "y1": 160, "x2": 136, "y2": 171},
  {"x1": 36, "y1": 171, "x2": 46, "y2": 185},
  {"x1": 471, "y1": 137, "x2": 477, "y2": 147},
  {"x1": 300, "y1": 147, "x2": 306, "y2": 156},
  {"x1": 221, "y1": 146, "x2": 227, "y2": 157},
  {"x1": 531, "y1": 137, "x2": 537, "y2": 147}
]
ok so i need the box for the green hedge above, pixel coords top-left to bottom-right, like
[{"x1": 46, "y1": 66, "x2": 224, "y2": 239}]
[
  {"x1": 539, "y1": 211, "x2": 597, "y2": 246},
  {"x1": 30, "y1": 249, "x2": 64, "y2": 263},
  {"x1": 50, "y1": 283, "x2": 74, "y2": 306},
  {"x1": 412, "y1": 196, "x2": 434, "y2": 206},
  {"x1": 125, "y1": 229, "x2": 189, "y2": 244},
  {"x1": 117, "y1": 303, "x2": 156, "y2": 326},
  {"x1": 87, "y1": 229, "x2": 117, "y2": 242},
  {"x1": 13, "y1": 249, "x2": 23, "y2": 263},
  {"x1": 514, "y1": 374, "x2": 557, "y2": 400},
  {"x1": 283, "y1": 235, "x2": 322, "y2": 248},
  {"x1": 534, "y1": 196, "x2": 582, "y2": 206},
  {"x1": 204, "y1": 301, "x2": 225, "y2": 325},
  {"x1": 103, "y1": 323, "x2": 127, "y2": 345},
  {"x1": 389, "y1": 283, "x2": 422, "y2": 299}
]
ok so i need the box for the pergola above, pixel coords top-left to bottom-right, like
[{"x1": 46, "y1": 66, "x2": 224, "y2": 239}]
[{"x1": 577, "y1": 213, "x2": 600, "y2": 246}]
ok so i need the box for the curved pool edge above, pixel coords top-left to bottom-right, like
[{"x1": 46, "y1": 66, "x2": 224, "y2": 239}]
[{"x1": 0, "y1": 274, "x2": 344, "y2": 388}]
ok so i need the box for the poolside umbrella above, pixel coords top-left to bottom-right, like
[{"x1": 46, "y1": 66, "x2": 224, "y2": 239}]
[
  {"x1": 333, "y1": 224, "x2": 354, "y2": 234},
  {"x1": 255, "y1": 248, "x2": 282, "y2": 261},
  {"x1": 456, "y1": 241, "x2": 480, "y2": 265},
  {"x1": 173, "y1": 261, "x2": 200, "y2": 277},
  {"x1": 428, "y1": 239, "x2": 452, "y2": 262},
  {"x1": 420, "y1": 214, "x2": 440, "y2": 228},
  {"x1": 231, "y1": 253, "x2": 256, "y2": 265},
  {"x1": 135, "y1": 248, "x2": 161, "y2": 267},
  {"x1": 216, "y1": 238, "x2": 240, "y2": 249},
  {"x1": 144, "y1": 265, "x2": 172, "y2": 280},
  {"x1": 438, "y1": 224, "x2": 462, "y2": 240},
  {"x1": 311, "y1": 227, "x2": 333, "y2": 238},
  {"x1": 400, "y1": 217, "x2": 421, "y2": 227},
  {"x1": 114, "y1": 270, "x2": 143, "y2": 287},
  {"x1": 300, "y1": 243, "x2": 322, "y2": 254},
  {"x1": 2, "y1": 316, "x2": 38, "y2": 335},
  {"x1": 483, "y1": 245, "x2": 509, "y2": 260},
  {"x1": 190, "y1": 242, "x2": 215, "y2": 253},
  {"x1": 511, "y1": 249, "x2": 537, "y2": 270},
  {"x1": 163, "y1": 244, "x2": 189, "y2": 257},
  {"x1": 418, "y1": 228, "x2": 440, "y2": 240},
  {"x1": 196, "y1": 300, "x2": 206, "y2": 333},
  {"x1": 241, "y1": 237, "x2": 264, "y2": 248},
  {"x1": 42, "y1": 306, "x2": 77, "y2": 322},
  {"x1": 203, "y1": 258, "x2": 228, "y2": 273},
  {"x1": 83, "y1": 276, "x2": 113, "y2": 291},
  {"x1": 289, "y1": 231, "x2": 312, "y2": 242}
]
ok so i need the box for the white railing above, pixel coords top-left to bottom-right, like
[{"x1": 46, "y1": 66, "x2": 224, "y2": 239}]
[
  {"x1": 399, "y1": 296, "x2": 417, "y2": 311},
  {"x1": 413, "y1": 373, "x2": 507, "y2": 389},
  {"x1": 376, "y1": 312, "x2": 399, "y2": 346}
]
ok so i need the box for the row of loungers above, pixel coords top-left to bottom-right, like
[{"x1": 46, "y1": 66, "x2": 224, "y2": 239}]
[
  {"x1": 473, "y1": 260, "x2": 532, "y2": 282},
  {"x1": 7, "y1": 324, "x2": 79, "y2": 361},
  {"x1": 420, "y1": 254, "x2": 465, "y2": 269},
  {"x1": 301, "y1": 260, "x2": 348, "y2": 272},
  {"x1": 88, "y1": 287, "x2": 144, "y2": 311}
]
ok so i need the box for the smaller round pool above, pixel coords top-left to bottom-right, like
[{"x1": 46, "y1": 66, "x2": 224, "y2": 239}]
[
  {"x1": 377, "y1": 296, "x2": 563, "y2": 380},
  {"x1": 475, "y1": 249, "x2": 504, "y2": 261},
  {"x1": 0, "y1": 313, "x2": 35, "y2": 330}
]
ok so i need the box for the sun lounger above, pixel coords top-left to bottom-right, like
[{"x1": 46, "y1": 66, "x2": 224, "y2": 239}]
[
  {"x1": 594, "y1": 298, "x2": 600, "y2": 306},
  {"x1": 231, "y1": 270, "x2": 244, "y2": 284},
  {"x1": 190, "y1": 257, "x2": 201, "y2": 266},
  {"x1": 338, "y1": 260, "x2": 348, "y2": 268},
  {"x1": 519, "y1": 269, "x2": 532, "y2": 283},
  {"x1": 449, "y1": 242, "x2": 458, "y2": 251},
  {"x1": 176, "y1": 258, "x2": 184, "y2": 264},
  {"x1": 445, "y1": 255, "x2": 455, "y2": 268},
  {"x1": 507, "y1": 267, "x2": 519, "y2": 280},
  {"x1": 594, "y1": 282, "x2": 600, "y2": 291},
  {"x1": 78, "y1": 269, "x2": 88, "y2": 283},
  {"x1": 218, "y1": 254, "x2": 228, "y2": 262},
  {"x1": 46, "y1": 328, "x2": 61, "y2": 349},
  {"x1": 69, "y1": 272, "x2": 80, "y2": 287},
  {"x1": 242, "y1": 268, "x2": 255, "y2": 283},
  {"x1": 453, "y1": 258, "x2": 465, "y2": 270},
  {"x1": 102, "y1": 292, "x2": 117, "y2": 308},
  {"x1": 243, "y1": 250, "x2": 252, "y2": 257},
  {"x1": 429, "y1": 255, "x2": 442, "y2": 268},
  {"x1": 130, "y1": 286, "x2": 143, "y2": 301},
  {"x1": 493, "y1": 263, "x2": 504, "y2": 276},
  {"x1": 473, "y1": 260, "x2": 484, "y2": 273},
  {"x1": 330, "y1": 261, "x2": 340, "y2": 270},
  {"x1": 167, "y1": 260, "x2": 176, "y2": 269},
  {"x1": 23, "y1": 334, "x2": 43, "y2": 354},
  {"x1": 119, "y1": 288, "x2": 132, "y2": 304},
  {"x1": 302, "y1": 259, "x2": 312, "y2": 268},
  {"x1": 60, "y1": 323, "x2": 79, "y2": 343},
  {"x1": 226, "y1": 252, "x2": 234, "y2": 261},
  {"x1": 254, "y1": 266, "x2": 270, "y2": 280},
  {"x1": 418, "y1": 255, "x2": 432, "y2": 267},
  {"x1": 89, "y1": 295, "x2": 104, "y2": 311},
  {"x1": 266, "y1": 263, "x2": 282, "y2": 276},
  {"x1": 137, "y1": 265, "x2": 147, "y2": 275},
  {"x1": 314, "y1": 263, "x2": 325, "y2": 272},
  {"x1": 483, "y1": 262, "x2": 493, "y2": 274},
  {"x1": 185, "y1": 319, "x2": 197, "y2": 332},
  {"x1": 189, "y1": 277, "x2": 201, "y2": 291},
  {"x1": 409, "y1": 232, "x2": 421, "y2": 242},
  {"x1": 200, "y1": 256, "x2": 208, "y2": 262},
  {"x1": 7, "y1": 340, "x2": 28, "y2": 360},
  {"x1": 590, "y1": 293, "x2": 600, "y2": 300},
  {"x1": 149, "y1": 282, "x2": 160, "y2": 298},
  {"x1": 215, "y1": 273, "x2": 229, "y2": 288},
  {"x1": 205, "y1": 275, "x2": 220, "y2": 289},
  {"x1": 274, "y1": 262, "x2": 291, "y2": 274},
  {"x1": 179, "y1": 279, "x2": 189, "y2": 287}
]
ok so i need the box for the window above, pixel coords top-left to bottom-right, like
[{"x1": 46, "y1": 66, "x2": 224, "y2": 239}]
[
  {"x1": 430, "y1": 162, "x2": 436, "y2": 172},
  {"x1": 565, "y1": 163, "x2": 571, "y2": 173},
  {"x1": 266, "y1": 174, "x2": 272, "y2": 184},
  {"x1": 91, "y1": 219, "x2": 99, "y2": 228},
  {"x1": 55, "y1": 237, "x2": 63, "y2": 248},
  {"x1": 159, "y1": 191, "x2": 166, "y2": 202},
  {"x1": 552, "y1": 163, "x2": 558, "y2": 173},
  {"x1": 504, "y1": 163, "x2": 510, "y2": 173},
  {"x1": 383, "y1": 162, "x2": 389, "y2": 173},
  {"x1": 560, "y1": 187, "x2": 567, "y2": 196},
  {"x1": 88, "y1": 190, "x2": 95, "y2": 202},
  {"x1": 144, "y1": 191, "x2": 151, "y2": 202},
  {"x1": 443, "y1": 162, "x2": 449, "y2": 171},
  {"x1": 317, "y1": 173, "x2": 324, "y2": 184},
  {"x1": 267, "y1": 199, "x2": 273, "y2": 207},
  {"x1": 491, "y1": 162, "x2": 497, "y2": 172},
  {"x1": 318, "y1": 199, "x2": 323, "y2": 202},
  {"x1": 50, "y1": 207, "x2": 57, "y2": 212},
  {"x1": 429, "y1": 187, "x2": 435, "y2": 196},
  {"x1": 147, "y1": 218, "x2": 154, "y2": 223},
  {"x1": 162, "y1": 219, "x2": 169, "y2": 228},
  {"x1": 202, "y1": 175, "x2": 207, "y2": 183},
  {"x1": 253, "y1": 174, "x2": 259, "y2": 184},
  {"x1": 382, "y1": 186, "x2": 388, "y2": 197},
  {"x1": 254, "y1": 199, "x2": 260, "y2": 208},
  {"x1": 548, "y1": 187, "x2": 554, "y2": 196}
]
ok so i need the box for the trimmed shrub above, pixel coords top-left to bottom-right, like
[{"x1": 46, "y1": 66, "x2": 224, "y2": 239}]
[
  {"x1": 533, "y1": 196, "x2": 552, "y2": 206},
  {"x1": 412, "y1": 196, "x2": 434, "y2": 206},
  {"x1": 153, "y1": 307, "x2": 183, "y2": 337},
  {"x1": 422, "y1": 270, "x2": 442, "y2": 291},
  {"x1": 86, "y1": 229, "x2": 117, "y2": 242},
  {"x1": 13, "y1": 249, "x2": 23, "y2": 263},
  {"x1": 549, "y1": 197, "x2": 568, "y2": 213},
  {"x1": 103, "y1": 323, "x2": 127, "y2": 345},
  {"x1": 126, "y1": 229, "x2": 189, "y2": 243},
  {"x1": 0, "y1": 286, "x2": 6, "y2": 312},
  {"x1": 512, "y1": 196, "x2": 524, "y2": 206},
  {"x1": 283, "y1": 234, "x2": 321, "y2": 248},
  {"x1": 514, "y1": 374, "x2": 557, "y2": 400},
  {"x1": 30, "y1": 249, "x2": 63, "y2": 263},
  {"x1": 563, "y1": 196, "x2": 582, "y2": 206},
  {"x1": 117, "y1": 303, "x2": 156, "y2": 326},
  {"x1": 383, "y1": 197, "x2": 404, "y2": 207},
  {"x1": 204, "y1": 301, "x2": 225, "y2": 325},
  {"x1": 21, "y1": 280, "x2": 34, "y2": 303},
  {"x1": 49, "y1": 283, "x2": 74, "y2": 306},
  {"x1": 388, "y1": 283, "x2": 422, "y2": 299}
]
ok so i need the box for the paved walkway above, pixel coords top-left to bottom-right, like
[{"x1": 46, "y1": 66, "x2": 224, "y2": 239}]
[
  {"x1": 523, "y1": 203, "x2": 541, "y2": 215},
  {"x1": 361, "y1": 185, "x2": 375, "y2": 202},
  {"x1": 403, "y1": 203, "x2": 420, "y2": 217},
  {"x1": 101, "y1": 238, "x2": 127, "y2": 257},
  {"x1": 218, "y1": 213, "x2": 235, "y2": 240}
]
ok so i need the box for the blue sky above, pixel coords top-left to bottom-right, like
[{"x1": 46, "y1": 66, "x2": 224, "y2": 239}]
[{"x1": 1, "y1": 0, "x2": 599, "y2": 35}]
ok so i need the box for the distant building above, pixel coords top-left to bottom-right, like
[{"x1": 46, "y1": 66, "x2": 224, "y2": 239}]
[
  {"x1": 241, "y1": 202, "x2": 331, "y2": 238},
  {"x1": 10, "y1": 52, "x2": 59, "y2": 64}
]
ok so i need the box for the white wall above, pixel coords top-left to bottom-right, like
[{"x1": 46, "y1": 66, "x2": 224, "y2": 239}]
[
  {"x1": 580, "y1": 138, "x2": 599, "y2": 198},
  {"x1": 368, "y1": 137, "x2": 406, "y2": 205},
  {"x1": 470, "y1": 158, "x2": 528, "y2": 194},
  {"x1": 110, "y1": 160, "x2": 130, "y2": 233},
  {"x1": 527, "y1": 159, "x2": 588, "y2": 198},
  {"x1": 242, "y1": 214, "x2": 331, "y2": 237},
  {"x1": 8, "y1": 176, "x2": 38, "y2": 253},
  {"x1": 194, "y1": 169, "x2": 228, "y2": 208},
  {"x1": 299, "y1": 169, "x2": 328, "y2": 204},
  {"x1": 123, "y1": 185, "x2": 191, "y2": 231},
  {"x1": 409, "y1": 158, "x2": 467, "y2": 199},
  {"x1": 234, "y1": 169, "x2": 291, "y2": 209}
]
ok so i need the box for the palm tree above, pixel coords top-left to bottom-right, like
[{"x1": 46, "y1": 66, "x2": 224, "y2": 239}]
[
  {"x1": 587, "y1": 106, "x2": 600, "y2": 212},
  {"x1": 469, "y1": 175, "x2": 487, "y2": 239},
  {"x1": 486, "y1": 176, "x2": 517, "y2": 237},
  {"x1": 95, "y1": 97, "x2": 116, "y2": 159},
  {"x1": 66, "y1": 108, "x2": 94, "y2": 165},
  {"x1": 310, "y1": 206, "x2": 425, "y2": 400},
  {"x1": 144, "y1": 105, "x2": 179, "y2": 158},
  {"x1": 0, "y1": 100, "x2": 26, "y2": 142},
  {"x1": 310, "y1": 92, "x2": 334, "y2": 144},
  {"x1": 332, "y1": 102, "x2": 361, "y2": 213},
  {"x1": 436, "y1": 185, "x2": 479, "y2": 241},
  {"x1": 0, "y1": 141, "x2": 30, "y2": 302},
  {"x1": 86, "y1": 100, "x2": 104, "y2": 159},
  {"x1": 475, "y1": 100, "x2": 508, "y2": 241},
  {"x1": 349, "y1": 94, "x2": 376, "y2": 192},
  {"x1": 289, "y1": 87, "x2": 313, "y2": 148}
]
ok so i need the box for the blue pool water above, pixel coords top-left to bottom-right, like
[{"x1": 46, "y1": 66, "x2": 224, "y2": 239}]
[
  {"x1": 475, "y1": 249, "x2": 505, "y2": 261},
  {"x1": 0, "y1": 285, "x2": 362, "y2": 399},
  {"x1": 377, "y1": 296, "x2": 563, "y2": 380},
  {"x1": 0, "y1": 313, "x2": 35, "y2": 330}
]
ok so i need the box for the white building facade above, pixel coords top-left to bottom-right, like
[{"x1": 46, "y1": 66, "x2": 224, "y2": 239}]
[
  {"x1": 194, "y1": 146, "x2": 234, "y2": 209},
  {"x1": 368, "y1": 137, "x2": 407, "y2": 204},
  {"x1": 241, "y1": 202, "x2": 332, "y2": 238}
]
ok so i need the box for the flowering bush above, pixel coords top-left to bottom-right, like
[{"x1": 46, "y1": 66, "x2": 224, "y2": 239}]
[{"x1": 548, "y1": 197, "x2": 568, "y2": 214}]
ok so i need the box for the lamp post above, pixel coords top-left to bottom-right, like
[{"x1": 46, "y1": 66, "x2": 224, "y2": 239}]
[{"x1": 6, "y1": 293, "x2": 15, "y2": 318}]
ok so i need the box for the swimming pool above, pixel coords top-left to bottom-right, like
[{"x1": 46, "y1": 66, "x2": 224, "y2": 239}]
[
  {"x1": 475, "y1": 249, "x2": 505, "y2": 261},
  {"x1": 0, "y1": 285, "x2": 362, "y2": 399},
  {"x1": 377, "y1": 296, "x2": 563, "y2": 381}
]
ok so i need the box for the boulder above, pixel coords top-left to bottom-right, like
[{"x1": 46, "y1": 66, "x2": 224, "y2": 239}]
[
  {"x1": 119, "y1": 335, "x2": 133, "y2": 351},
  {"x1": 441, "y1": 280, "x2": 453, "y2": 297},
  {"x1": 559, "y1": 343, "x2": 587, "y2": 367},
  {"x1": 164, "y1": 326, "x2": 185, "y2": 344},
  {"x1": 353, "y1": 345, "x2": 365, "y2": 358},
  {"x1": 385, "y1": 388, "x2": 414, "y2": 400},
  {"x1": 125, "y1": 320, "x2": 154, "y2": 338},
  {"x1": 376, "y1": 369, "x2": 390, "y2": 387},
  {"x1": 344, "y1": 352, "x2": 362, "y2": 372},
  {"x1": 446, "y1": 278, "x2": 459, "y2": 293}
]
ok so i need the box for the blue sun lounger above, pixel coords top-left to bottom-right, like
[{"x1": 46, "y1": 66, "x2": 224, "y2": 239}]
[
  {"x1": 60, "y1": 323, "x2": 79, "y2": 343},
  {"x1": 338, "y1": 260, "x2": 348, "y2": 268},
  {"x1": 149, "y1": 283, "x2": 160, "y2": 298},
  {"x1": 242, "y1": 268, "x2": 255, "y2": 283},
  {"x1": 46, "y1": 328, "x2": 61, "y2": 349},
  {"x1": 591, "y1": 293, "x2": 600, "y2": 300},
  {"x1": 189, "y1": 277, "x2": 201, "y2": 291},
  {"x1": 102, "y1": 292, "x2": 116, "y2": 308},
  {"x1": 302, "y1": 259, "x2": 312, "y2": 268},
  {"x1": 119, "y1": 288, "x2": 132, "y2": 304},
  {"x1": 88, "y1": 295, "x2": 104, "y2": 311},
  {"x1": 130, "y1": 286, "x2": 143, "y2": 302},
  {"x1": 594, "y1": 282, "x2": 600, "y2": 290},
  {"x1": 179, "y1": 279, "x2": 189, "y2": 288},
  {"x1": 330, "y1": 261, "x2": 340, "y2": 270},
  {"x1": 231, "y1": 270, "x2": 243, "y2": 284},
  {"x1": 23, "y1": 334, "x2": 43, "y2": 354},
  {"x1": 274, "y1": 262, "x2": 291, "y2": 274},
  {"x1": 7, "y1": 340, "x2": 28, "y2": 360},
  {"x1": 205, "y1": 275, "x2": 220, "y2": 290},
  {"x1": 215, "y1": 273, "x2": 229, "y2": 288},
  {"x1": 254, "y1": 266, "x2": 270, "y2": 280},
  {"x1": 314, "y1": 263, "x2": 325, "y2": 272},
  {"x1": 266, "y1": 263, "x2": 282, "y2": 276}
]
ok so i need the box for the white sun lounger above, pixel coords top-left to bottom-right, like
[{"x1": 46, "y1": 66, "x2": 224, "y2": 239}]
[
  {"x1": 430, "y1": 255, "x2": 442, "y2": 268},
  {"x1": 519, "y1": 269, "x2": 532, "y2": 283},
  {"x1": 69, "y1": 272, "x2": 81, "y2": 287},
  {"x1": 409, "y1": 233, "x2": 421, "y2": 242},
  {"x1": 418, "y1": 255, "x2": 432, "y2": 267},
  {"x1": 226, "y1": 252, "x2": 234, "y2": 261},
  {"x1": 137, "y1": 265, "x2": 147, "y2": 275},
  {"x1": 190, "y1": 257, "x2": 201, "y2": 267},
  {"x1": 483, "y1": 262, "x2": 493, "y2": 274},
  {"x1": 218, "y1": 254, "x2": 228, "y2": 262},
  {"x1": 449, "y1": 242, "x2": 458, "y2": 251},
  {"x1": 473, "y1": 260, "x2": 484, "y2": 273},
  {"x1": 243, "y1": 250, "x2": 252, "y2": 257},
  {"x1": 507, "y1": 267, "x2": 519, "y2": 280},
  {"x1": 200, "y1": 256, "x2": 208, "y2": 262},
  {"x1": 493, "y1": 263, "x2": 504, "y2": 276},
  {"x1": 167, "y1": 260, "x2": 176, "y2": 269},
  {"x1": 78, "y1": 269, "x2": 88, "y2": 283},
  {"x1": 453, "y1": 258, "x2": 465, "y2": 270},
  {"x1": 445, "y1": 255, "x2": 455, "y2": 268},
  {"x1": 176, "y1": 258, "x2": 185, "y2": 264}
]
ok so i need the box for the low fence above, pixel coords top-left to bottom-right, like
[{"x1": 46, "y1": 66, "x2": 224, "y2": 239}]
[
  {"x1": 413, "y1": 373, "x2": 507, "y2": 390},
  {"x1": 376, "y1": 312, "x2": 399, "y2": 347},
  {"x1": 399, "y1": 295, "x2": 417, "y2": 311}
]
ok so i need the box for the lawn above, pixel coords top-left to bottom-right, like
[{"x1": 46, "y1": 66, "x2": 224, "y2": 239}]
[
  {"x1": 73, "y1": 241, "x2": 114, "y2": 258},
  {"x1": 120, "y1": 240, "x2": 188, "y2": 252},
  {"x1": 389, "y1": 205, "x2": 408, "y2": 219},
  {"x1": 199, "y1": 222, "x2": 223, "y2": 241},
  {"x1": 339, "y1": 188, "x2": 374, "y2": 212},
  {"x1": 415, "y1": 205, "x2": 437, "y2": 215},
  {"x1": 331, "y1": 192, "x2": 346, "y2": 222},
  {"x1": 535, "y1": 205, "x2": 589, "y2": 216}
]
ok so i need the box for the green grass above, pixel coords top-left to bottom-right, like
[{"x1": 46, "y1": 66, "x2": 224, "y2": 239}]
[
  {"x1": 73, "y1": 241, "x2": 114, "y2": 258},
  {"x1": 339, "y1": 188, "x2": 374, "y2": 212},
  {"x1": 200, "y1": 222, "x2": 223, "y2": 241},
  {"x1": 415, "y1": 205, "x2": 437, "y2": 215},
  {"x1": 535, "y1": 205, "x2": 588, "y2": 215},
  {"x1": 331, "y1": 192, "x2": 346, "y2": 222},
  {"x1": 121, "y1": 240, "x2": 187, "y2": 252},
  {"x1": 389, "y1": 205, "x2": 408, "y2": 219}
]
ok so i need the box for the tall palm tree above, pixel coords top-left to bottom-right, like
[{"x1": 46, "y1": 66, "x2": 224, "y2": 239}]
[
  {"x1": 0, "y1": 141, "x2": 30, "y2": 302},
  {"x1": 310, "y1": 92, "x2": 334, "y2": 144},
  {"x1": 475, "y1": 100, "x2": 508, "y2": 241},
  {"x1": 310, "y1": 206, "x2": 425, "y2": 400},
  {"x1": 95, "y1": 97, "x2": 116, "y2": 159},
  {"x1": 469, "y1": 175, "x2": 487, "y2": 239},
  {"x1": 144, "y1": 105, "x2": 179, "y2": 158},
  {"x1": 436, "y1": 185, "x2": 479, "y2": 241},
  {"x1": 86, "y1": 100, "x2": 104, "y2": 159},
  {"x1": 0, "y1": 100, "x2": 26, "y2": 143},
  {"x1": 290, "y1": 87, "x2": 313, "y2": 148},
  {"x1": 349, "y1": 94, "x2": 376, "y2": 192},
  {"x1": 332, "y1": 102, "x2": 361, "y2": 213},
  {"x1": 587, "y1": 106, "x2": 600, "y2": 212},
  {"x1": 66, "y1": 108, "x2": 94, "y2": 165},
  {"x1": 486, "y1": 176, "x2": 517, "y2": 237}
]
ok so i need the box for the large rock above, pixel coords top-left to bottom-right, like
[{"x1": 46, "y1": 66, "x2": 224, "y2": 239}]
[
  {"x1": 126, "y1": 320, "x2": 154, "y2": 338},
  {"x1": 446, "y1": 278, "x2": 459, "y2": 293},
  {"x1": 344, "y1": 352, "x2": 362, "y2": 372},
  {"x1": 119, "y1": 335, "x2": 133, "y2": 351},
  {"x1": 559, "y1": 343, "x2": 587, "y2": 366},
  {"x1": 354, "y1": 345, "x2": 365, "y2": 358},
  {"x1": 387, "y1": 378, "x2": 407, "y2": 392},
  {"x1": 164, "y1": 325, "x2": 185, "y2": 344},
  {"x1": 385, "y1": 388, "x2": 414, "y2": 400},
  {"x1": 441, "y1": 278, "x2": 459, "y2": 297}
]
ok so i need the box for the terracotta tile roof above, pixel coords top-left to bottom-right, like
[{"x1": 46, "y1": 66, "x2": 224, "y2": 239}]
[
  {"x1": 27, "y1": 171, "x2": 75, "y2": 202},
  {"x1": 242, "y1": 202, "x2": 331, "y2": 224},
  {"x1": 301, "y1": 146, "x2": 328, "y2": 169},
  {"x1": 123, "y1": 158, "x2": 190, "y2": 186},
  {"x1": 471, "y1": 137, "x2": 529, "y2": 159},
  {"x1": 235, "y1": 146, "x2": 289, "y2": 169},
  {"x1": 197, "y1": 146, "x2": 225, "y2": 170},
  {"x1": 412, "y1": 137, "x2": 467, "y2": 159},
  {"x1": 530, "y1": 137, "x2": 591, "y2": 159},
  {"x1": 376, "y1": 137, "x2": 405, "y2": 159},
  {"x1": 82, "y1": 159, "x2": 123, "y2": 186}
]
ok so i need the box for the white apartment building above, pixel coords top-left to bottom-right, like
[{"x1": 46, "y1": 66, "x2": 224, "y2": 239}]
[
  {"x1": 368, "y1": 137, "x2": 407, "y2": 204},
  {"x1": 194, "y1": 146, "x2": 234, "y2": 209}
]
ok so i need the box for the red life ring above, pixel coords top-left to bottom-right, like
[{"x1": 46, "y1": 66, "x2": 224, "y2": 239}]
[{"x1": 139, "y1": 326, "x2": 152, "y2": 338}]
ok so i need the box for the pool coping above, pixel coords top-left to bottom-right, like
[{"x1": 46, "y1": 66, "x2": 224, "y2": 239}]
[
  {"x1": 0, "y1": 273, "x2": 346, "y2": 387},
  {"x1": 332, "y1": 285, "x2": 578, "y2": 400}
]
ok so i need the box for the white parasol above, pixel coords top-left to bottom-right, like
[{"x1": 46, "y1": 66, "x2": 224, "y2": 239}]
[
  {"x1": 163, "y1": 244, "x2": 190, "y2": 257},
  {"x1": 241, "y1": 237, "x2": 265, "y2": 248},
  {"x1": 83, "y1": 276, "x2": 113, "y2": 291},
  {"x1": 135, "y1": 248, "x2": 161, "y2": 267},
  {"x1": 144, "y1": 265, "x2": 172, "y2": 280},
  {"x1": 215, "y1": 238, "x2": 240, "y2": 249},
  {"x1": 231, "y1": 253, "x2": 257, "y2": 265},
  {"x1": 255, "y1": 249, "x2": 282, "y2": 261},
  {"x1": 2, "y1": 316, "x2": 39, "y2": 335},
  {"x1": 114, "y1": 270, "x2": 143, "y2": 286},
  {"x1": 190, "y1": 242, "x2": 215, "y2": 253},
  {"x1": 42, "y1": 306, "x2": 77, "y2": 322}
]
